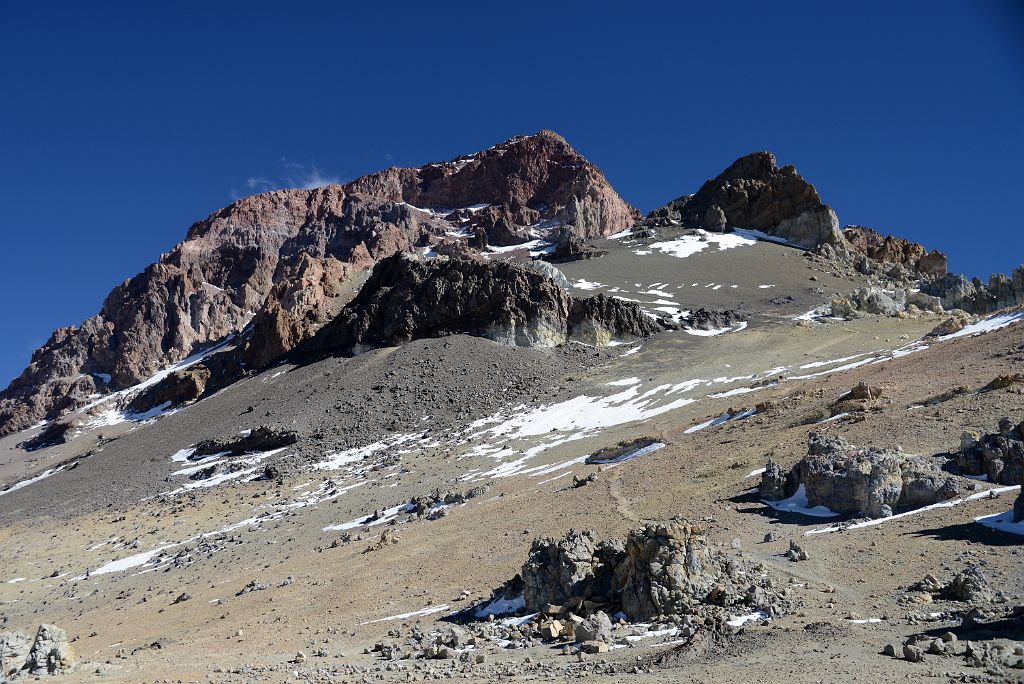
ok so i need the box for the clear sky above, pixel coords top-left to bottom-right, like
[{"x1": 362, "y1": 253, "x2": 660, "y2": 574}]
[{"x1": 1, "y1": 1, "x2": 1022, "y2": 386}]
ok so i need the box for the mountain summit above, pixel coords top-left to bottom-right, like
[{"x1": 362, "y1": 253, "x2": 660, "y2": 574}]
[{"x1": 0, "y1": 131, "x2": 637, "y2": 436}]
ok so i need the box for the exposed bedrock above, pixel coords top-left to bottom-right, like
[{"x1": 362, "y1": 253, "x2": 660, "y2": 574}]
[
  {"x1": 518, "y1": 522, "x2": 790, "y2": 622},
  {"x1": 302, "y1": 252, "x2": 661, "y2": 355},
  {"x1": 642, "y1": 151, "x2": 843, "y2": 249}
]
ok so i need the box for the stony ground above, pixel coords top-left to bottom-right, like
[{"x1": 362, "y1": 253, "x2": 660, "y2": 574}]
[{"x1": 1, "y1": 235, "x2": 1022, "y2": 683}]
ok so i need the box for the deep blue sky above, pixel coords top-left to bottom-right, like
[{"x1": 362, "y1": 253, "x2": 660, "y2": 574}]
[{"x1": 1, "y1": 1, "x2": 1022, "y2": 386}]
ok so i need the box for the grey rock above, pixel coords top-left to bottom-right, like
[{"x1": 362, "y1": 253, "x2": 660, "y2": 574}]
[
  {"x1": 23, "y1": 624, "x2": 75, "y2": 676},
  {"x1": 949, "y1": 566, "x2": 992, "y2": 603},
  {"x1": 575, "y1": 611, "x2": 612, "y2": 644}
]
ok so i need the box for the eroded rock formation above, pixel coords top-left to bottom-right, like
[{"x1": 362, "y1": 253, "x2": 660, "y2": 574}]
[
  {"x1": 760, "y1": 433, "x2": 970, "y2": 518},
  {"x1": 518, "y1": 521, "x2": 790, "y2": 622},
  {"x1": 642, "y1": 152, "x2": 842, "y2": 249},
  {"x1": 303, "y1": 252, "x2": 660, "y2": 355}
]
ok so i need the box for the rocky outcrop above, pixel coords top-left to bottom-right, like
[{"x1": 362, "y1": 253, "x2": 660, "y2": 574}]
[
  {"x1": 842, "y1": 226, "x2": 947, "y2": 279},
  {"x1": 921, "y1": 268, "x2": 1024, "y2": 314},
  {"x1": 521, "y1": 529, "x2": 621, "y2": 612},
  {"x1": 685, "y1": 308, "x2": 746, "y2": 331},
  {"x1": 345, "y1": 130, "x2": 639, "y2": 242},
  {"x1": 542, "y1": 228, "x2": 608, "y2": 264},
  {"x1": 956, "y1": 417, "x2": 1023, "y2": 486},
  {"x1": 519, "y1": 522, "x2": 789, "y2": 622},
  {"x1": 192, "y1": 425, "x2": 298, "y2": 458},
  {"x1": 16, "y1": 420, "x2": 77, "y2": 452},
  {"x1": 761, "y1": 433, "x2": 971, "y2": 518},
  {"x1": 0, "y1": 132, "x2": 637, "y2": 436},
  {"x1": 642, "y1": 152, "x2": 843, "y2": 249},
  {"x1": 126, "y1": 366, "x2": 211, "y2": 415},
  {"x1": 21, "y1": 624, "x2": 74, "y2": 676},
  {"x1": 303, "y1": 252, "x2": 660, "y2": 355}
]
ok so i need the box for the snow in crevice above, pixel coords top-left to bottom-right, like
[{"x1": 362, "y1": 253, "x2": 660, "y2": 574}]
[{"x1": 762, "y1": 485, "x2": 841, "y2": 518}]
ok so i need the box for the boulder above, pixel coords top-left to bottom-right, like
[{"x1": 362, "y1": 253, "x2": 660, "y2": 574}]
[
  {"x1": 542, "y1": 229, "x2": 607, "y2": 264},
  {"x1": 949, "y1": 566, "x2": 992, "y2": 603},
  {"x1": 22, "y1": 624, "x2": 74, "y2": 676},
  {"x1": 830, "y1": 286, "x2": 905, "y2": 318},
  {"x1": 761, "y1": 433, "x2": 968, "y2": 518},
  {"x1": 685, "y1": 308, "x2": 746, "y2": 332},
  {"x1": 126, "y1": 365, "x2": 211, "y2": 414},
  {"x1": 193, "y1": 425, "x2": 298, "y2": 458},
  {"x1": 574, "y1": 611, "x2": 612, "y2": 644},
  {"x1": 0, "y1": 631, "x2": 30, "y2": 676},
  {"x1": 927, "y1": 310, "x2": 974, "y2": 337},
  {"x1": 955, "y1": 416, "x2": 1024, "y2": 485},
  {"x1": 17, "y1": 420, "x2": 77, "y2": 452}
]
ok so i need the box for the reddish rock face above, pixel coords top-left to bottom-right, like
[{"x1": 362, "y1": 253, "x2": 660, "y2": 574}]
[
  {"x1": 344, "y1": 130, "x2": 640, "y2": 241},
  {"x1": 0, "y1": 131, "x2": 638, "y2": 436},
  {"x1": 842, "y1": 226, "x2": 947, "y2": 278}
]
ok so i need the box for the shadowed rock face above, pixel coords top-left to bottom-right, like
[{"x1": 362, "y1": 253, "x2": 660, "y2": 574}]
[
  {"x1": 642, "y1": 151, "x2": 843, "y2": 249},
  {"x1": 0, "y1": 131, "x2": 637, "y2": 436},
  {"x1": 303, "y1": 252, "x2": 660, "y2": 355}
]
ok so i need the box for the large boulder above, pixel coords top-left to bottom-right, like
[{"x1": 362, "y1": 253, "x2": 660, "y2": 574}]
[
  {"x1": 126, "y1": 365, "x2": 211, "y2": 415},
  {"x1": 955, "y1": 416, "x2": 1024, "y2": 485},
  {"x1": 761, "y1": 433, "x2": 969, "y2": 518},
  {"x1": 193, "y1": 425, "x2": 298, "y2": 458},
  {"x1": 22, "y1": 624, "x2": 74, "y2": 676}
]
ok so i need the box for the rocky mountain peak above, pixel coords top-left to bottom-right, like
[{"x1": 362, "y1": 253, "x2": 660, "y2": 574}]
[
  {"x1": 343, "y1": 130, "x2": 640, "y2": 245},
  {"x1": 643, "y1": 150, "x2": 841, "y2": 249},
  {"x1": 0, "y1": 132, "x2": 638, "y2": 437}
]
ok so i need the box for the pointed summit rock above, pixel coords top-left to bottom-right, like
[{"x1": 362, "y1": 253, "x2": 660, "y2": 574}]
[{"x1": 643, "y1": 151, "x2": 843, "y2": 249}]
